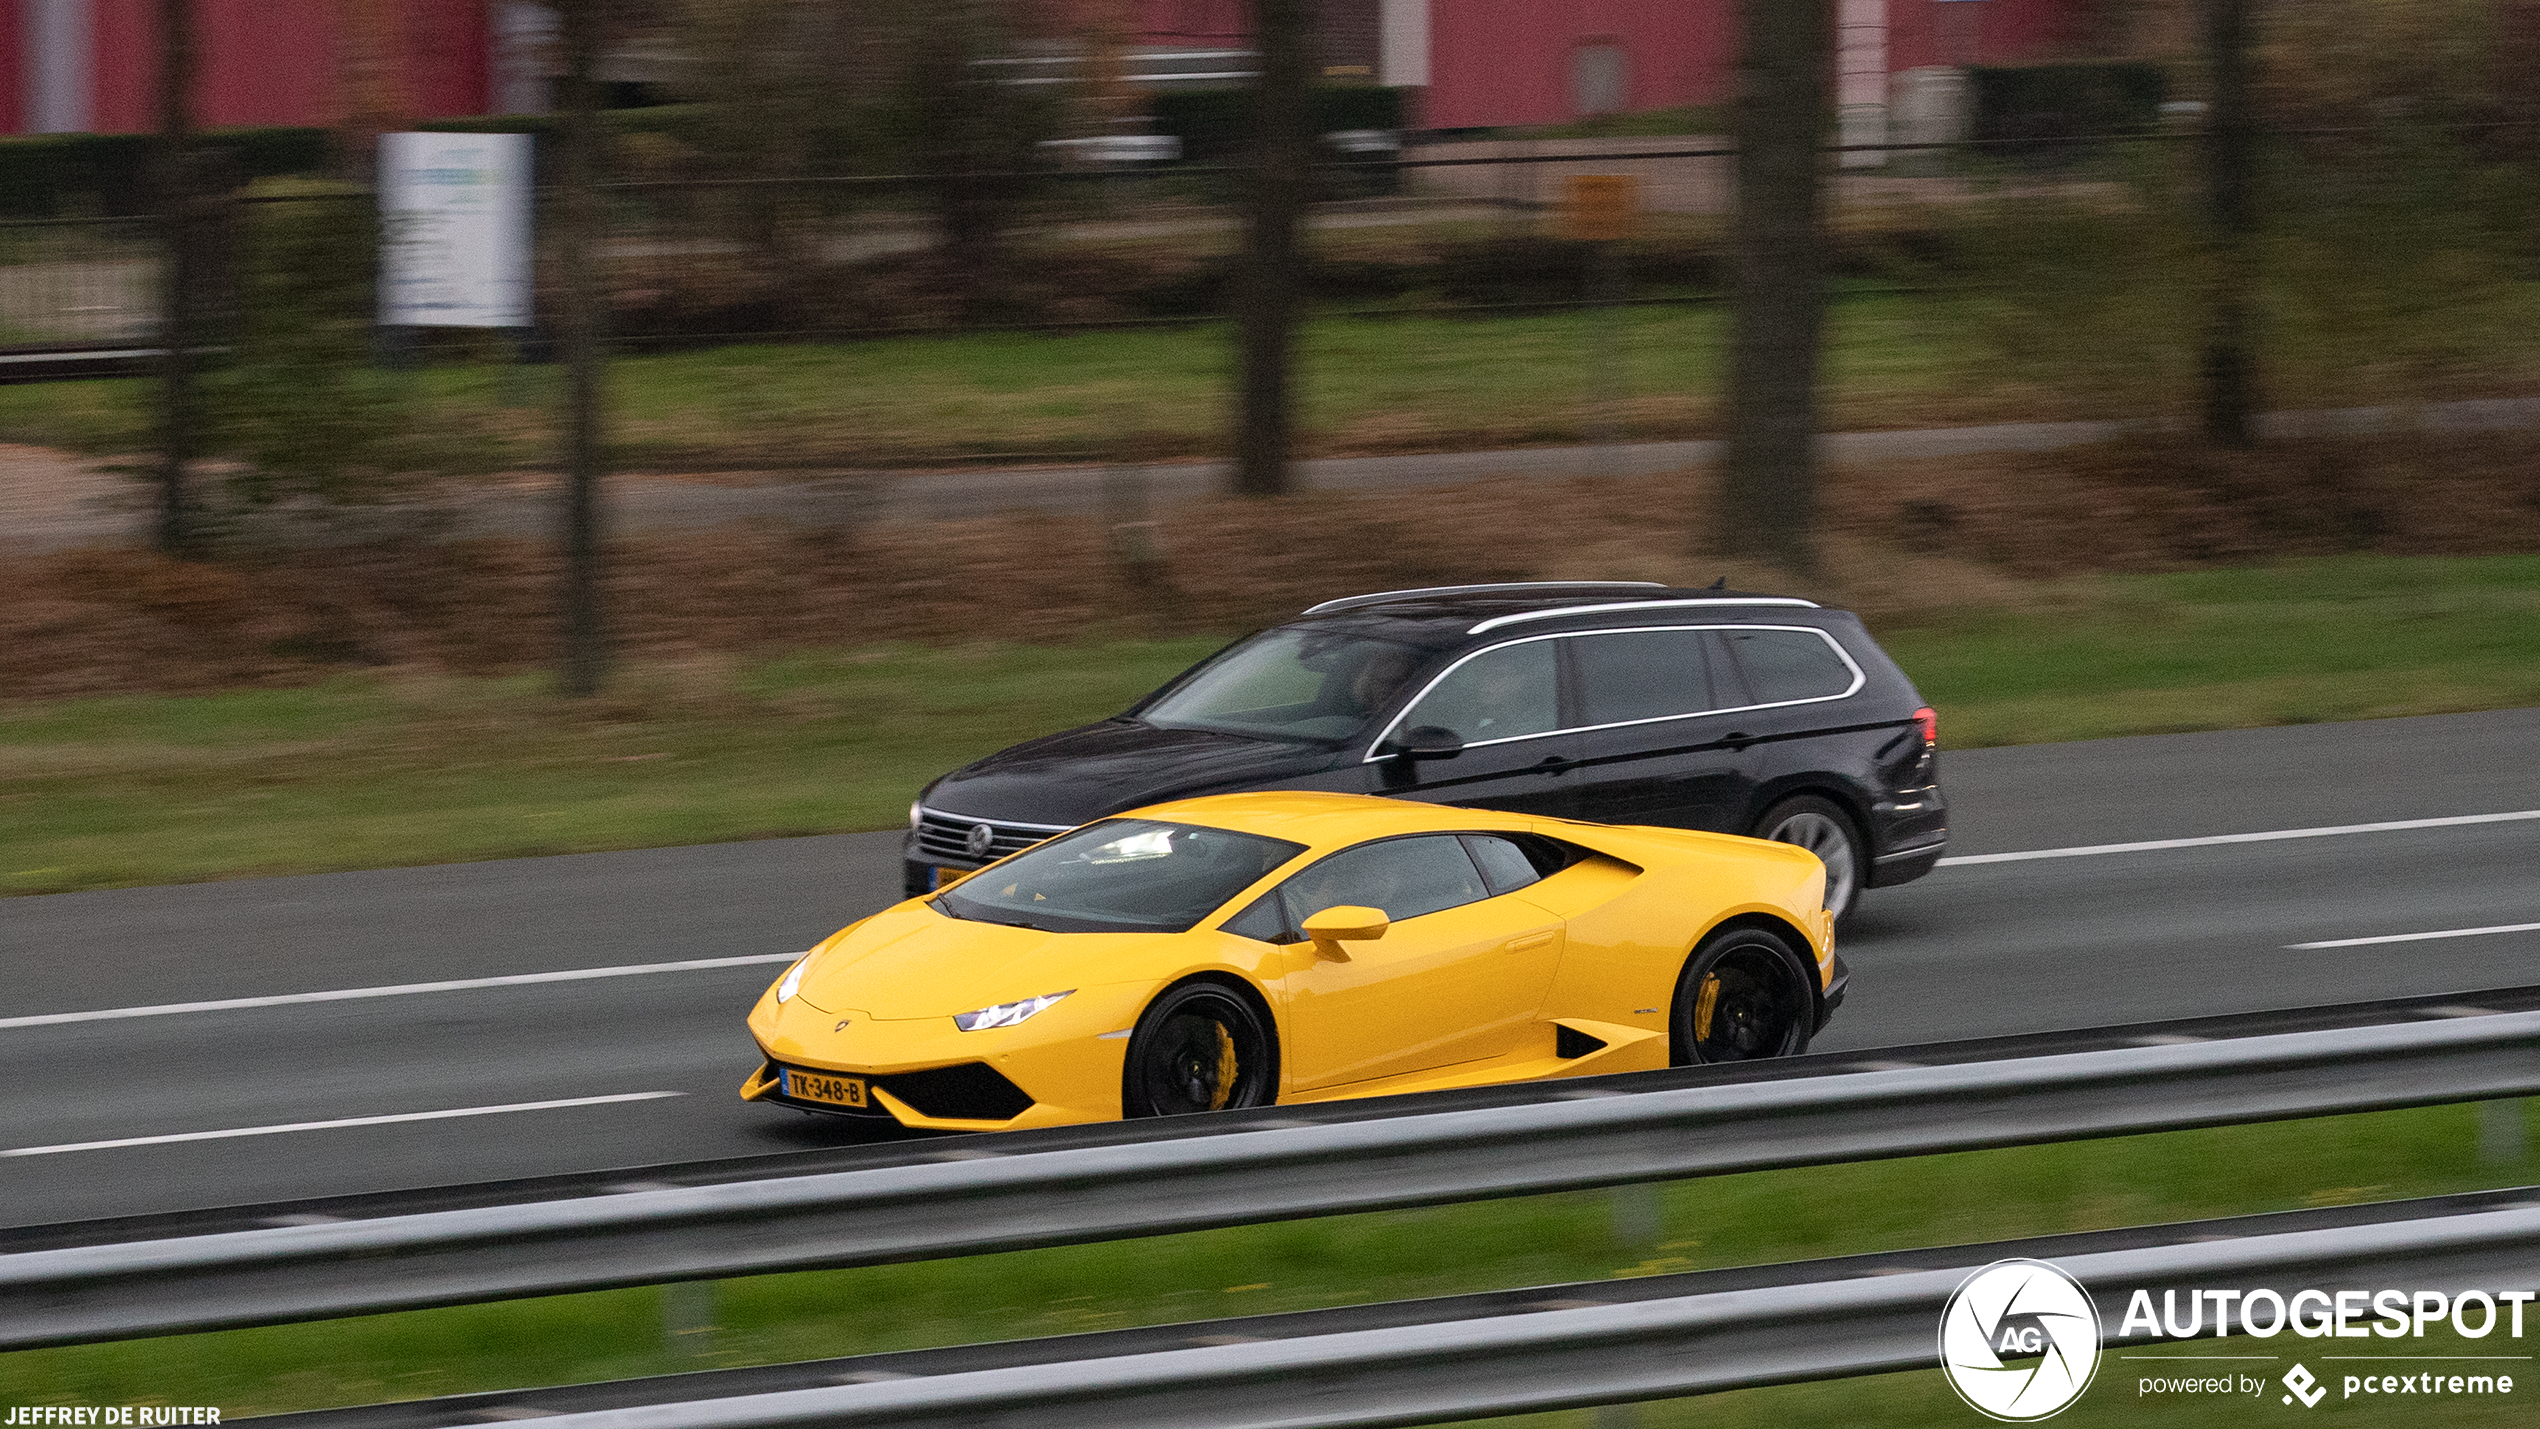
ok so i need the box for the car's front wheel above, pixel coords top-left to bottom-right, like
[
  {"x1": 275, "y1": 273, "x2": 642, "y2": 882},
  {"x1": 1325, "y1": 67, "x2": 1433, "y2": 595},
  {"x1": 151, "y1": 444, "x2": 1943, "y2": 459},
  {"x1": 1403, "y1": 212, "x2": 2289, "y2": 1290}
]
[
  {"x1": 1670, "y1": 925, "x2": 1815, "y2": 1065},
  {"x1": 1122, "y1": 982, "x2": 1278, "y2": 1117},
  {"x1": 1755, "y1": 794, "x2": 1863, "y2": 922}
]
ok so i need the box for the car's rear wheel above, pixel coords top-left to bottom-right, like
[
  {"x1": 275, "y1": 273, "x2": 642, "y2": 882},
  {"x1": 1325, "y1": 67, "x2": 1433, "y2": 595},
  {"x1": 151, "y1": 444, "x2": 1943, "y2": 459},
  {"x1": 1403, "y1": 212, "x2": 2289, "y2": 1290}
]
[
  {"x1": 1670, "y1": 926, "x2": 1815, "y2": 1065},
  {"x1": 1122, "y1": 982, "x2": 1277, "y2": 1117},
  {"x1": 1755, "y1": 795, "x2": 1863, "y2": 922}
]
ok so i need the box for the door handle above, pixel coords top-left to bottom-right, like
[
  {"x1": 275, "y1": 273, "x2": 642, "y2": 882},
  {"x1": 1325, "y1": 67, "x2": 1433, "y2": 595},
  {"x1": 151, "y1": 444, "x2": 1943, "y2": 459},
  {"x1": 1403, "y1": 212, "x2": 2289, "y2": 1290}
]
[
  {"x1": 1509, "y1": 931, "x2": 1557, "y2": 952},
  {"x1": 1535, "y1": 755, "x2": 1573, "y2": 773},
  {"x1": 1720, "y1": 731, "x2": 1753, "y2": 750}
]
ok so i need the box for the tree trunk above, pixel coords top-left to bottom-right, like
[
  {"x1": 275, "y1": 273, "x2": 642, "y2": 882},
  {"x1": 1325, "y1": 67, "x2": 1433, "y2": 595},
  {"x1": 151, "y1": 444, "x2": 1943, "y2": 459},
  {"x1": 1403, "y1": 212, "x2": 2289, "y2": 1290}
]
[
  {"x1": 2200, "y1": 0, "x2": 2259, "y2": 448},
  {"x1": 1233, "y1": 0, "x2": 1312, "y2": 497},
  {"x1": 557, "y1": 0, "x2": 607, "y2": 696},
  {"x1": 154, "y1": 0, "x2": 196, "y2": 554},
  {"x1": 1717, "y1": 0, "x2": 1831, "y2": 575}
]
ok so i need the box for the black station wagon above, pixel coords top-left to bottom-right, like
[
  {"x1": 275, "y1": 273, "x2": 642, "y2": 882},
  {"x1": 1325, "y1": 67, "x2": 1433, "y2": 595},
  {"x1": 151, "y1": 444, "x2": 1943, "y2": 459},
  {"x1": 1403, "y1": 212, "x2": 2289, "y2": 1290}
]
[{"x1": 905, "y1": 582, "x2": 1948, "y2": 919}]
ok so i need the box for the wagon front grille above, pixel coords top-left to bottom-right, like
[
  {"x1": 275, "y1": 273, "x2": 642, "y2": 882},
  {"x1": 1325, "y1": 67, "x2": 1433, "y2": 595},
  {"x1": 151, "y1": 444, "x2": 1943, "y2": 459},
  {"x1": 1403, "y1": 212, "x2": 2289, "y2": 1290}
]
[{"x1": 913, "y1": 808, "x2": 1072, "y2": 866}]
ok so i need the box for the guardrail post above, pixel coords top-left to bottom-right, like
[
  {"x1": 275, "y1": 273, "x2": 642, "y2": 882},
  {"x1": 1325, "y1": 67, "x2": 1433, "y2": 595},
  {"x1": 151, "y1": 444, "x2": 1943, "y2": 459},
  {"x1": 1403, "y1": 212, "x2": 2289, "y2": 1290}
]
[
  {"x1": 664, "y1": 1279, "x2": 717, "y2": 1358},
  {"x1": 1610, "y1": 1181, "x2": 1662, "y2": 1249},
  {"x1": 2478, "y1": 1098, "x2": 2527, "y2": 1165}
]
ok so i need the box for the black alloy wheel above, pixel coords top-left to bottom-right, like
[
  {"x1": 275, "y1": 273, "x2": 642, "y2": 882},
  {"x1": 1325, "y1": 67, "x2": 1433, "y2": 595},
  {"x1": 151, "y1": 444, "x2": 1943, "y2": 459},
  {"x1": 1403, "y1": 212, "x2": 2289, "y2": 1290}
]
[
  {"x1": 1122, "y1": 982, "x2": 1278, "y2": 1117},
  {"x1": 1754, "y1": 794, "x2": 1864, "y2": 922},
  {"x1": 1669, "y1": 926, "x2": 1815, "y2": 1065}
]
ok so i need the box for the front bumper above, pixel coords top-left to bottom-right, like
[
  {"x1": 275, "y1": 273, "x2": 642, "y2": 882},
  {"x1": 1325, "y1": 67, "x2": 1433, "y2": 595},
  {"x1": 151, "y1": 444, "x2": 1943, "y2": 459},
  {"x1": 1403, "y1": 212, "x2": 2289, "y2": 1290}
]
[
  {"x1": 1818, "y1": 952, "x2": 1850, "y2": 1030},
  {"x1": 744, "y1": 979, "x2": 1152, "y2": 1131}
]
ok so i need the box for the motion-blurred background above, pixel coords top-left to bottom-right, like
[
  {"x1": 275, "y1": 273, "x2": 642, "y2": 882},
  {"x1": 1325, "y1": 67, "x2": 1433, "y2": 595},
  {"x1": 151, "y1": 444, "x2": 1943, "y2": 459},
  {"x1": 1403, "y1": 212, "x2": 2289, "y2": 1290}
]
[{"x1": 2, "y1": 1, "x2": 2537, "y2": 1424}]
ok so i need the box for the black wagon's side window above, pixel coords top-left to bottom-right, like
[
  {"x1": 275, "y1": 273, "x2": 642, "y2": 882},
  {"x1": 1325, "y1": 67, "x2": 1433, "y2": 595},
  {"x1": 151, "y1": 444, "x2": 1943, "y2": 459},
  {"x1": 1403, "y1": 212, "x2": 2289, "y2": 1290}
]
[
  {"x1": 1718, "y1": 629, "x2": 1857, "y2": 705},
  {"x1": 1566, "y1": 628, "x2": 1716, "y2": 728},
  {"x1": 1396, "y1": 640, "x2": 1560, "y2": 745}
]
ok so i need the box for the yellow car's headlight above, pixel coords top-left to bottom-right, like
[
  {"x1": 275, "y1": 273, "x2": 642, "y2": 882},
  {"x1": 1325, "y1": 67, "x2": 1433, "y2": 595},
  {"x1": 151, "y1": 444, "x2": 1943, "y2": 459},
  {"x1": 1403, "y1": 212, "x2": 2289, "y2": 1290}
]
[
  {"x1": 954, "y1": 990, "x2": 1072, "y2": 1032},
  {"x1": 775, "y1": 955, "x2": 812, "y2": 1004}
]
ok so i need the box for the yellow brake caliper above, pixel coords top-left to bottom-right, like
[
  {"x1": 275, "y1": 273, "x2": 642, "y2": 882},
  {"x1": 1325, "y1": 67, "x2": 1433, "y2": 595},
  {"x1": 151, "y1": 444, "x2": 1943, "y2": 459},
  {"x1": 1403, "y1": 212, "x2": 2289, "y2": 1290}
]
[
  {"x1": 1694, "y1": 973, "x2": 1722, "y2": 1042},
  {"x1": 1207, "y1": 1023, "x2": 1240, "y2": 1111}
]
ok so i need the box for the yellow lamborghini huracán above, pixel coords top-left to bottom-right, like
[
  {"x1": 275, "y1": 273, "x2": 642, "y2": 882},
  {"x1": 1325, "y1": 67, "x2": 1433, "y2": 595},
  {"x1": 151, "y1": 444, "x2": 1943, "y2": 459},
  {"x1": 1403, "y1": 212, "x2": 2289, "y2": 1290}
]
[{"x1": 743, "y1": 791, "x2": 1843, "y2": 1131}]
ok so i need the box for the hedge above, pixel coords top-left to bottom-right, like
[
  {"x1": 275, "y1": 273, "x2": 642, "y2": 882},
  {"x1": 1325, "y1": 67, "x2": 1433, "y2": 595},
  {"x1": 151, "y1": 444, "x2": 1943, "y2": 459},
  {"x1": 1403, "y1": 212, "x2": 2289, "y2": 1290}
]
[
  {"x1": 1968, "y1": 61, "x2": 2169, "y2": 149},
  {"x1": 0, "y1": 127, "x2": 334, "y2": 217},
  {"x1": 1149, "y1": 86, "x2": 1410, "y2": 163}
]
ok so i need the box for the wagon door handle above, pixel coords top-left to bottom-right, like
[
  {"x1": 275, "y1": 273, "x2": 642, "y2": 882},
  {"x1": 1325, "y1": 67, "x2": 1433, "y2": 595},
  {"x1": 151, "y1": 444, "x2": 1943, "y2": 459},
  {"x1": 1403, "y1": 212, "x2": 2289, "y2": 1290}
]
[
  {"x1": 1534, "y1": 755, "x2": 1573, "y2": 773},
  {"x1": 1720, "y1": 731, "x2": 1753, "y2": 750}
]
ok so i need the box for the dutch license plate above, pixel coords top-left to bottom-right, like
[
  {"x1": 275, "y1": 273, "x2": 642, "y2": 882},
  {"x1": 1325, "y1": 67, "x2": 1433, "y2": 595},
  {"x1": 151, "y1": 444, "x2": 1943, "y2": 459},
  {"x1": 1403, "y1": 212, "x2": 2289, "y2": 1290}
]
[{"x1": 782, "y1": 1068, "x2": 867, "y2": 1109}]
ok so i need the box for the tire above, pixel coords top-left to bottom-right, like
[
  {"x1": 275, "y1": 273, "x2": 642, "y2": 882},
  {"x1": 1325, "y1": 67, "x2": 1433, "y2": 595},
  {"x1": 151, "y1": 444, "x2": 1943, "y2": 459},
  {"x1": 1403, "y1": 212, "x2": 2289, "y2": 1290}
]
[
  {"x1": 1754, "y1": 794, "x2": 1864, "y2": 922},
  {"x1": 1669, "y1": 925, "x2": 1815, "y2": 1065},
  {"x1": 1121, "y1": 981, "x2": 1278, "y2": 1118}
]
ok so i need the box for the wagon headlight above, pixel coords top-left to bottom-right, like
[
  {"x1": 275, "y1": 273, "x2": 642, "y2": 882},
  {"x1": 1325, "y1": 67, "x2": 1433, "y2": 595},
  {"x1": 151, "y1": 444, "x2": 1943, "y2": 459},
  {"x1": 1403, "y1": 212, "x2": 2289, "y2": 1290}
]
[
  {"x1": 775, "y1": 955, "x2": 812, "y2": 1004},
  {"x1": 908, "y1": 800, "x2": 923, "y2": 831},
  {"x1": 954, "y1": 990, "x2": 1073, "y2": 1031}
]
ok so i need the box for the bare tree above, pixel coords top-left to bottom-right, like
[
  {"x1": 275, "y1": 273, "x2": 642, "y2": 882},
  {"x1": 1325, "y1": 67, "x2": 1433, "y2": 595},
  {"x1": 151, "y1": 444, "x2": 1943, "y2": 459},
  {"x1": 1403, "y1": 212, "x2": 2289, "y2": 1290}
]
[
  {"x1": 558, "y1": 0, "x2": 607, "y2": 696},
  {"x1": 1232, "y1": 0, "x2": 1313, "y2": 497},
  {"x1": 884, "y1": 0, "x2": 1059, "y2": 324},
  {"x1": 2200, "y1": 0, "x2": 2259, "y2": 447},
  {"x1": 154, "y1": 0, "x2": 198, "y2": 554},
  {"x1": 1716, "y1": 0, "x2": 1832, "y2": 573}
]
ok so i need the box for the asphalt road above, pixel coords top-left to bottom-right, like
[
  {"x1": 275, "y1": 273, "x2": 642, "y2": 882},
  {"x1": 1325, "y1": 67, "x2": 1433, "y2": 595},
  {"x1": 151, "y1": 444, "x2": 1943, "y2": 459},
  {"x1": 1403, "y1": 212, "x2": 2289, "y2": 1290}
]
[{"x1": 4, "y1": 707, "x2": 2537, "y2": 1228}]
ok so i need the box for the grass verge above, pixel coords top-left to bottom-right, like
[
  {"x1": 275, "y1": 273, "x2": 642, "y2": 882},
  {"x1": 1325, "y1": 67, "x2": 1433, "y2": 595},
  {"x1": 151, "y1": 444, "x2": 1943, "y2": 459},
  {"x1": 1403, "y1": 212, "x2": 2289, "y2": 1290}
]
[
  {"x1": 6, "y1": 554, "x2": 2538, "y2": 897},
  {"x1": 3, "y1": 1099, "x2": 2532, "y2": 1420},
  {"x1": 4, "y1": 550, "x2": 2540, "y2": 893}
]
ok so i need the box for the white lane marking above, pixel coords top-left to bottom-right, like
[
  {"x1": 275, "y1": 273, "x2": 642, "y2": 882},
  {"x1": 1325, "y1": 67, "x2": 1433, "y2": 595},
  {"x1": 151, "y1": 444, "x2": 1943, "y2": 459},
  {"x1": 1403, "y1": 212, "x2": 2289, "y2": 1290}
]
[
  {"x1": 2286, "y1": 922, "x2": 2540, "y2": 951},
  {"x1": 0, "y1": 953, "x2": 805, "y2": 1031},
  {"x1": 1939, "y1": 809, "x2": 2540, "y2": 867},
  {"x1": 1, "y1": 1092, "x2": 687, "y2": 1157}
]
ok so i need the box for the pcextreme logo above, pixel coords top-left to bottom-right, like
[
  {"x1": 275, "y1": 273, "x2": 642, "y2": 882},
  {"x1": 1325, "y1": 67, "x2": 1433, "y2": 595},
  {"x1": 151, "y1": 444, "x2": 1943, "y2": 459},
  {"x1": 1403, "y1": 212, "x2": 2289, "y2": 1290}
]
[{"x1": 1939, "y1": 1259, "x2": 2103, "y2": 1421}]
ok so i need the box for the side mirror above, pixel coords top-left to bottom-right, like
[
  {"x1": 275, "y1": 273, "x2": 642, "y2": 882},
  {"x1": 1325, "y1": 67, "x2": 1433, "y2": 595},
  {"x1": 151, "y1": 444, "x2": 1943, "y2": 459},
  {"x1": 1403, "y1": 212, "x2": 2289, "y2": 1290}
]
[
  {"x1": 1391, "y1": 725, "x2": 1465, "y2": 761},
  {"x1": 1300, "y1": 905, "x2": 1389, "y2": 962}
]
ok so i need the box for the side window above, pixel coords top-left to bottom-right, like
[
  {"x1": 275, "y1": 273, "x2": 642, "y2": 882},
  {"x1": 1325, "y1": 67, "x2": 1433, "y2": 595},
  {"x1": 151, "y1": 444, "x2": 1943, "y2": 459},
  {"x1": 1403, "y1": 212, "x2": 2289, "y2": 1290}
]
[
  {"x1": 1719, "y1": 629, "x2": 1856, "y2": 705},
  {"x1": 1398, "y1": 641, "x2": 1559, "y2": 744},
  {"x1": 1277, "y1": 835, "x2": 1491, "y2": 932},
  {"x1": 1461, "y1": 835, "x2": 1544, "y2": 895},
  {"x1": 1568, "y1": 628, "x2": 1715, "y2": 726}
]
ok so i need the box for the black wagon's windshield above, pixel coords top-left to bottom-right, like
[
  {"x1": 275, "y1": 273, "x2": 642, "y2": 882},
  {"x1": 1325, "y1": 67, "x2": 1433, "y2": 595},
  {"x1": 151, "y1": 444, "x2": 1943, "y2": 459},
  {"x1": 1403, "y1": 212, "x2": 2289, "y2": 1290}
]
[
  {"x1": 935, "y1": 820, "x2": 1306, "y2": 934},
  {"x1": 1140, "y1": 629, "x2": 1431, "y2": 742}
]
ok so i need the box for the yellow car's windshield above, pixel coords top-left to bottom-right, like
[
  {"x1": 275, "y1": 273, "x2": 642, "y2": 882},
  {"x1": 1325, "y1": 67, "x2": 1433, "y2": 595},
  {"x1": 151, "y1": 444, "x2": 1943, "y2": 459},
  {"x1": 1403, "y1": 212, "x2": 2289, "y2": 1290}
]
[{"x1": 935, "y1": 819, "x2": 1305, "y2": 934}]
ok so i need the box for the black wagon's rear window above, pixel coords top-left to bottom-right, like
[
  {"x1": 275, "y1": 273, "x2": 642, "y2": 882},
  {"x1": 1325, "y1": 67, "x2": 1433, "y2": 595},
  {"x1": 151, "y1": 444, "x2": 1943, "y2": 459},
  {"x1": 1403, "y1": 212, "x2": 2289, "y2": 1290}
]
[
  {"x1": 1720, "y1": 629, "x2": 1858, "y2": 704},
  {"x1": 936, "y1": 820, "x2": 1305, "y2": 934}
]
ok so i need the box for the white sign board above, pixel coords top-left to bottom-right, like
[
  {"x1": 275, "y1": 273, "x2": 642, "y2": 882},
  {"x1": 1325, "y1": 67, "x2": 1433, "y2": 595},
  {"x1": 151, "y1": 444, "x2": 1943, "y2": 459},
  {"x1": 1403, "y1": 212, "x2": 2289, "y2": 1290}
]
[{"x1": 378, "y1": 131, "x2": 534, "y2": 328}]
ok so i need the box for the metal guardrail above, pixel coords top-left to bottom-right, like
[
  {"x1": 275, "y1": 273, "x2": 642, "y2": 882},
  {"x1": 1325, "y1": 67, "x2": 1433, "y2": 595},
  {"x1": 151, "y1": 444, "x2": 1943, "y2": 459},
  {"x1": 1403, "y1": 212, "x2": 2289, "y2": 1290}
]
[
  {"x1": 260, "y1": 1189, "x2": 2540, "y2": 1429},
  {"x1": 249, "y1": 1185, "x2": 2540, "y2": 1428},
  {"x1": 7, "y1": 1007, "x2": 2539, "y2": 1350},
  {"x1": 20, "y1": 983, "x2": 2540, "y2": 1257}
]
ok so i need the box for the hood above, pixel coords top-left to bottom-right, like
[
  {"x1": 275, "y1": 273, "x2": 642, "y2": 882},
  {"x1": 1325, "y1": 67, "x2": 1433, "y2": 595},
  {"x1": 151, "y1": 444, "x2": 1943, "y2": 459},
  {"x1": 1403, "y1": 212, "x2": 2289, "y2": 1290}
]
[
  {"x1": 924, "y1": 719, "x2": 1343, "y2": 826},
  {"x1": 796, "y1": 901, "x2": 1167, "y2": 1020}
]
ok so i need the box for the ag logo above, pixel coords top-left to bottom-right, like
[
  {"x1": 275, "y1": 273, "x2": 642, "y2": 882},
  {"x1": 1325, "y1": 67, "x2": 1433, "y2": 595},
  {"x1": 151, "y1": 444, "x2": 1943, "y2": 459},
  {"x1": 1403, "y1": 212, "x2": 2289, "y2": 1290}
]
[
  {"x1": 964, "y1": 822, "x2": 997, "y2": 858},
  {"x1": 1938, "y1": 1259, "x2": 2102, "y2": 1421}
]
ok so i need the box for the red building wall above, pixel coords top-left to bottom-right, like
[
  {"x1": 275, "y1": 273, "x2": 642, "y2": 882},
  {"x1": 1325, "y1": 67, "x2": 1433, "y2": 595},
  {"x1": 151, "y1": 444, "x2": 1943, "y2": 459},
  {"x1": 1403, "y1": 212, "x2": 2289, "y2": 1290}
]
[
  {"x1": 1426, "y1": 0, "x2": 2082, "y2": 131},
  {"x1": 1427, "y1": 0, "x2": 1733, "y2": 129},
  {"x1": 1887, "y1": 0, "x2": 2080, "y2": 72},
  {"x1": 79, "y1": 0, "x2": 487, "y2": 134},
  {"x1": 0, "y1": 4, "x2": 20, "y2": 134}
]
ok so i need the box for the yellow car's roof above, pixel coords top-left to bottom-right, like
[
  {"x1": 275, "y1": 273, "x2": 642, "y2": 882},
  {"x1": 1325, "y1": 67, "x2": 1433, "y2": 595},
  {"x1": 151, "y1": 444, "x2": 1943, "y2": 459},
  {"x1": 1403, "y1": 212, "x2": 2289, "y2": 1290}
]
[{"x1": 1122, "y1": 790, "x2": 1542, "y2": 849}]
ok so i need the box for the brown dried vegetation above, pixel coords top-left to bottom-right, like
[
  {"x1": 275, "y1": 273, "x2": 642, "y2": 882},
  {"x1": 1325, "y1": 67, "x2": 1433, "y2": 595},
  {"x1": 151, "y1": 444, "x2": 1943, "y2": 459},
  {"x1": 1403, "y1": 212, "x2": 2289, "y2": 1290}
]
[{"x1": 5, "y1": 431, "x2": 2536, "y2": 701}]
